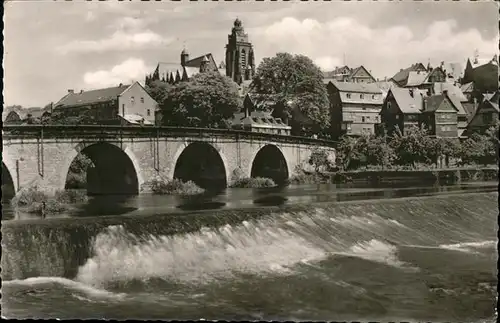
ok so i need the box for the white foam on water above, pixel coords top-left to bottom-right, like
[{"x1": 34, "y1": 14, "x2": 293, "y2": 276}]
[
  {"x1": 2, "y1": 276, "x2": 126, "y2": 300},
  {"x1": 439, "y1": 240, "x2": 497, "y2": 253},
  {"x1": 76, "y1": 223, "x2": 327, "y2": 287},
  {"x1": 338, "y1": 239, "x2": 410, "y2": 269}
]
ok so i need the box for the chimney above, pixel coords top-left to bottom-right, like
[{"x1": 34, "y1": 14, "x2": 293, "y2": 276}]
[
  {"x1": 119, "y1": 83, "x2": 123, "y2": 87},
  {"x1": 68, "y1": 89, "x2": 74, "y2": 94},
  {"x1": 80, "y1": 90, "x2": 84, "y2": 94}
]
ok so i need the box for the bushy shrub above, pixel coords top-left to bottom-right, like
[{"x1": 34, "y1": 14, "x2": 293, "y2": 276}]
[
  {"x1": 11, "y1": 186, "x2": 88, "y2": 215},
  {"x1": 10, "y1": 186, "x2": 48, "y2": 208},
  {"x1": 151, "y1": 178, "x2": 205, "y2": 195},
  {"x1": 230, "y1": 177, "x2": 276, "y2": 188},
  {"x1": 54, "y1": 189, "x2": 88, "y2": 204},
  {"x1": 287, "y1": 170, "x2": 331, "y2": 185}
]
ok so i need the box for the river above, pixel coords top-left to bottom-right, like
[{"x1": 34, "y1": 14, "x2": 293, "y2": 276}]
[{"x1": 1, "y1": 182, "x2": 498, "y2": 321}]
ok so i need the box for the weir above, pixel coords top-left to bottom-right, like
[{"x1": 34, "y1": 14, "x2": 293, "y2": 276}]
[{"x1": 2, "y1": 192, "x2": 497, "y2": 283}]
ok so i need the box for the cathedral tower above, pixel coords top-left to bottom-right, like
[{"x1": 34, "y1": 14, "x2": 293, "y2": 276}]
[{"x1": 225, "y1": 18, "x2": 255, "y2": 85}]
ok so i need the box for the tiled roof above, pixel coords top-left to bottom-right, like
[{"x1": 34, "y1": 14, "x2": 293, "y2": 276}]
[
  {"x1": 485, "y1": 92, "x2": 499, "y2": 112},
  {"x1": 347, "y1": 66, "x2": 375, "y2": 82},
  {"x1": 55, "y1": 84, "x2": 130, "y2": 108},
  {"x1": 406, "y1": 71, "x2": 429, "y2": 86},
  {"x1": 423, "y1": 93, "x2": 465, "y2": 115},
  {"x1": 119, "y1": 114, "x2": 154, "y2": 125},
  {"x1": 391, "y1": 63, "x2": 427, "y2": 85},
  {"x1": 470, "y1": 56, "x2": 498, "y2": 69},
  {"x1": 462, "y1": 103, "x2": 477, "y2": 122},
  {"x1": 390, "y1": 87, "x2": 425, "y2": 114},
  {"x1": 460, "y1": 82, "x2": 474, "y2": 93},
  {"x1": 432, "y1": 82, "x2": 468, "y2": 102},
  {"x1": 331, "y1": 81, "x2": 383, "y2": 94},
  {"x1": 424, "y1": 94, "x2": 447, "y2": 113},
  {"x1": 446, "y1": 94, "x2": 467, "y2": 116},
  {"x1": 185, "y1": 53, "x2": 215, "y2": 68}
]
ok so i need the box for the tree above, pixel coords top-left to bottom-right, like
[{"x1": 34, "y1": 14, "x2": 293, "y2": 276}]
[
  {"x1": 308, "y1": 148, "x2": 331, "y2": 172},
  {"x1": 336, "y1": 136, "x2": 365, "y2": 170},
  {"x1": 389, "y1": 125, "x2": 429, "y2": 167},
  {"x1": 363, "y1": 135, "x2": 396, "y2": 169},
  {"x1": 251, "y1": 53, "x2": 330, "y2": 135},
  {"x1": 460, "y1": 132, "x2": 497, "y2": 166},
  {"x1": 153, "y1": 72, "x2": 241, "y2": 128}
]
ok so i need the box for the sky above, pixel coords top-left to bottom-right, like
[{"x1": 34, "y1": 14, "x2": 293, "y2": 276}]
[{"x1": 3, "y1": 0, "x2": 499, "y2": 107}]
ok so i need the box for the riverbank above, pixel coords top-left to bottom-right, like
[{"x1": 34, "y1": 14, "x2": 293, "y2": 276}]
[{"x1": 290, "y1": 167, "x2": 498, "y2": 185}]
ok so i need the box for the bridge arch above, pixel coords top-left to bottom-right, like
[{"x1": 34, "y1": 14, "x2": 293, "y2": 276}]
[
  {"x1": 172, "y1": 141, "x2": 228, "y2": 189},
  {"x1": 60, "y1": 142, "x2": 144, "y2": 195},
  {"x1": 2, "y1": 162, "x2": 16, "y2": 200},
  {"x1": 250, "y1": 144, "x2": 290, "y2": 184}
]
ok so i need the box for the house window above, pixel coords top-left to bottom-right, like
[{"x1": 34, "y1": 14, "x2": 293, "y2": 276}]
[
  {"x1": 147, "y1": 109, "x2": 151, "y2": 116},
  {"x1": 483, "y1": 113, "x2": 493, "y2": 124},
  {"x1": 360, "y1": 94, "x2": 364, "y2": 99},
  {"x1": 362, "y1": 116, "x2": 366, "y2": 123},
  {"x1": 131, "y1": 96, "x2": 135, "y2": 103},
  {"x1": 372, "y1": 95, "x2": 376, "y2": 99},
  {"x1": 346, "y1": 93, "x2": 351, "y2": 99},
  {"x1": 395, "y1": 114, "x2": 399, "y2": 120},
  {"x1": 141, "y1": 97, "x2": 144, "y2": 103}
]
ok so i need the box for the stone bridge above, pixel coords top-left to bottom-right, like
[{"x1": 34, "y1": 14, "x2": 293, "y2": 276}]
[{"x1": 2, "y1": 125, "x2": 337, "y2": 195}]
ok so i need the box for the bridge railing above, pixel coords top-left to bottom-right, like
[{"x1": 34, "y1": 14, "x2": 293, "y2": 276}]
[{"x1": 2, "y1": 125, "x2": 338, "y2": 147}]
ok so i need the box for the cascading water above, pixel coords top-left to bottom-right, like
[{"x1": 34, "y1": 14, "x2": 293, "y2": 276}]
[{"x1": 1, "y1": 192, "x2": 497, "y2": 321}]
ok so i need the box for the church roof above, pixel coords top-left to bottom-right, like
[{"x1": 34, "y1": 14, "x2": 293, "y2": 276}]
[
  {"x1": 55, "y1": 84, "x2": 131, "y2": 108},
  {"x1": 185, "y1": 53, "x2": 216, "y2": 68},
  {"x1": 156, "y1": 62, "x2": 183, "y2": 81}
]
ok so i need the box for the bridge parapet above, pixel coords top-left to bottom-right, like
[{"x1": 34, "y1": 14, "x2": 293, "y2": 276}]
[{"x1": 2, "y1": 125, "x2": 337, "y2": 148}]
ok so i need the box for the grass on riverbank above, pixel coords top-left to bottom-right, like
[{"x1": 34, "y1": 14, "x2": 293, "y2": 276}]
[
  {"x1": 151, "y1": 178, "x2": 205, "y2": 195},
  {"x1": 230, "y1": 177, "x2": 277, "y2": 188},
  {"x1": 10, "y1": 187, "x2": 88, "y2": 214}
]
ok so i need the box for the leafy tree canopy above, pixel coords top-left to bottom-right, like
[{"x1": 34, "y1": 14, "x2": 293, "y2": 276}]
[
  {"x1": 149, "y1": 72, "x2": 241, "y2": 128},
  {"x1": 251, "y1": 53, "x2": 330, "y2": 134}
]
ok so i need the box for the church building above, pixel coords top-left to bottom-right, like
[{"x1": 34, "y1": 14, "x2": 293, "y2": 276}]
[
  {"x1": 146, "y1": 19, "x2": 256, "y2": 86},
  {"x1": 225, "y1": 18, "x2": 256, "y2": 85}
]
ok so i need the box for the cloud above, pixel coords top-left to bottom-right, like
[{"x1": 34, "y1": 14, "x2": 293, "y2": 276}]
[
  {"x1": 83, "y1": 58, "x2": 151, "y2": 88},
  {"x1": 253, "y1": 17, "x2": 498, "y2": 78},
  {"x1": 58, "y1": 30, "x2": 173, "y2": 54}
]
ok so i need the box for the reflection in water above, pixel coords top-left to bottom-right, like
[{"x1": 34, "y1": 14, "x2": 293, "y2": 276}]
[
  {"x1": 253, "y1": 195, "x2": 288, "y2": 207},
  {"x1": 177, "y1": 201, "x2": 226, "y2": 211},
  {"x1": 71, "y1": 195, "x2": 139, "y2": 218},
  {"x1": 1, "y1": 182, "x2": 497, "y2": 221}
]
